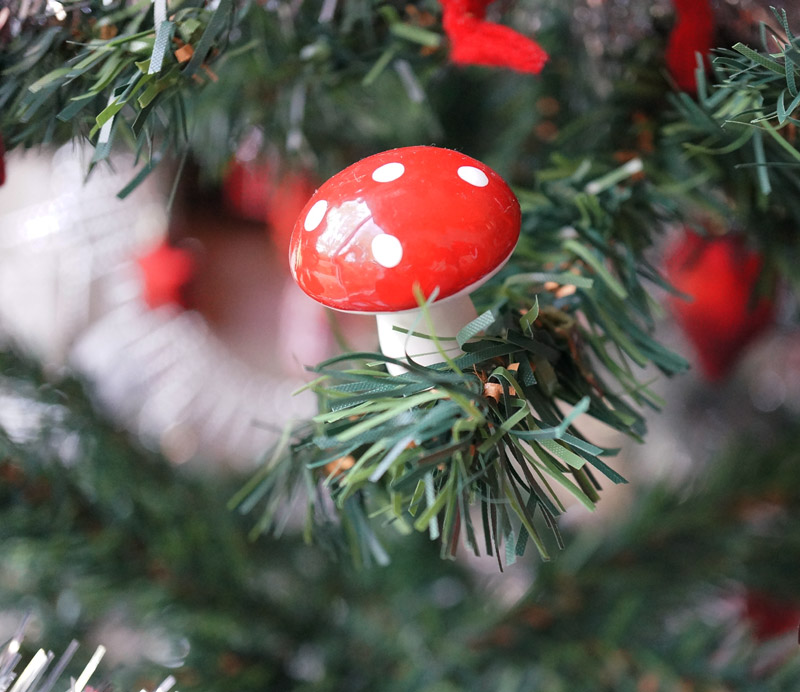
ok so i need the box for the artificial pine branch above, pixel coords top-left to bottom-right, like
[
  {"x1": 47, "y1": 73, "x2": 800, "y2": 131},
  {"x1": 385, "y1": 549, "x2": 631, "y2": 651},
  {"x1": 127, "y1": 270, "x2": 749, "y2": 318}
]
[
  {"x1": 2, "y1": 347, "x2": 799, "y2": 690},
  {"x1": 0, "y1": 0, "x2": 450, "y2": 184}
]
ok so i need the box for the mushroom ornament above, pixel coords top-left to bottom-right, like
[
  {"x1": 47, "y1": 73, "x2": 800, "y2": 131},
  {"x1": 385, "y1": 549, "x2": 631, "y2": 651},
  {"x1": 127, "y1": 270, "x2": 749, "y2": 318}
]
[{"x1": 289, "y1": 146, "x2": 521, "y2": 373}]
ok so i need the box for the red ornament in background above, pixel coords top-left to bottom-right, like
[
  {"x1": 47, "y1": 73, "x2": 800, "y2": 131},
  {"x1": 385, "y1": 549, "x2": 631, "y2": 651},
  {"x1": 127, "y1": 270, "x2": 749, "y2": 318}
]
[
  {"x1": 265, "y1": 170, "x2": 317, "y2": 254},
  {"x1": 222, "y1": 159, "x2": 316, "y2": 252},
  {"x1": 223, "y1": 159, "x2": 272, "y2": 222},
  {"x1": 136, "y1": 241, "x2": 196, "y2": 310},
  {"x1": 664, "y1": 229, "x2": 775, "y2": 382},
  {"x1": 666, "y1": 0, "x2": 714, "y2": 93},
  {"x1": 440, "y1": 0, "x2": 548, "y2": 74},
  {"x1": 744, "y1": 591, "x2": 800, "y2": 642}
]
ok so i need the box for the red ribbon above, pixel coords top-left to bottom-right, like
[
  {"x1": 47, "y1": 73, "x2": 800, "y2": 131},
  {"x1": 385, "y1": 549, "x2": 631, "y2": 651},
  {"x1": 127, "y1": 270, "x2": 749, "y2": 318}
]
[{"x1": 440, "y1": 0, "x2": 548, "y2": 74}]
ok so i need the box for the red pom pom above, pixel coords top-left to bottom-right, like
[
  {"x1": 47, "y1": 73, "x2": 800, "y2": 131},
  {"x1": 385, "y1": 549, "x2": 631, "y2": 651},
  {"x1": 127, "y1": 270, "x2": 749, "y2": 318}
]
[
  {"x1": 440, "y1": 0, "x2": 548, "y2": 74},
  {"x1": 664, "y1": 229, "x2": 775, "y2": 381},
  {"x1": 136, "y1": 241, "x2": 196, "y2": 310},
  {"x1": 665, "y1": 0, "x2": 714, "y2": 93}
]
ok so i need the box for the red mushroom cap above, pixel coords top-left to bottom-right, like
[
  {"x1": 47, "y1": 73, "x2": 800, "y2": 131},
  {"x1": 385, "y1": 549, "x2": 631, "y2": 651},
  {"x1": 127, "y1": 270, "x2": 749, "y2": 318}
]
[{"x1": 289, "y1": 146, "x2": 520, "y2": 312}]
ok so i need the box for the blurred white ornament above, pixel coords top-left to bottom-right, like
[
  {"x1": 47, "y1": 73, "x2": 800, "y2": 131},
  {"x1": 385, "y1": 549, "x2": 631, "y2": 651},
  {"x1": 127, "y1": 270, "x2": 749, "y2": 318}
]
[
  {"x1": 70, "y1": 295, "x2": 315, "y2": 467},
  {"x1": 0, "y1": 144, "x2": 166, "y2": 368},
  {"x1": 0, "y1": 143, "x2": 317, "y2": 467}
]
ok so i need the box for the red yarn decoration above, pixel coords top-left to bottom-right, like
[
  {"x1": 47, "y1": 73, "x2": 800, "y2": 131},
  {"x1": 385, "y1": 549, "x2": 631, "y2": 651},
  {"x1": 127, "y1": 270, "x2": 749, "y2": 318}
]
[
  {"x1": 665, "y1": 0, "x2": 714, "y2": 93},
  {"x1": 440, "y1": 0, "x2": 548, "y2": 74}
]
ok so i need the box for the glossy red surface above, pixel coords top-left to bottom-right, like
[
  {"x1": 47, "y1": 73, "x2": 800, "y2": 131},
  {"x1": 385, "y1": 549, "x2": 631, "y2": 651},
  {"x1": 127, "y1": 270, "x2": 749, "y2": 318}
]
[{"x1": 289, "y1": 146, "x2": 520, "y2": 312}]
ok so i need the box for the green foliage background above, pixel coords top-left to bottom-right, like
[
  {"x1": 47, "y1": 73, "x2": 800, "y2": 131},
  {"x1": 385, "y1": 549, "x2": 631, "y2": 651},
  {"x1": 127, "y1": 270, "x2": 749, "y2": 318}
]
[{"x1": 2, "y1": 348, "x2": 800, "y2": 690}]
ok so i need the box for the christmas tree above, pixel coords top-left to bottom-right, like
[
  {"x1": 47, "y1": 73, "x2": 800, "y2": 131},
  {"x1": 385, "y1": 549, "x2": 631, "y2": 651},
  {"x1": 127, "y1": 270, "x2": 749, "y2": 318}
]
[{"x1": 1, "y1": 0, "x2": 799, "y2": 688}]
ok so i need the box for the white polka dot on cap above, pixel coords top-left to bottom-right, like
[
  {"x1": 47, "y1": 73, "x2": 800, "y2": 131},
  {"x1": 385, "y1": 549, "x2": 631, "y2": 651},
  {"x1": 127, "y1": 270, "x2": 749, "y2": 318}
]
[
  {"x1": 457, "y1": 166, "x2": 489, "y2": 188},
  {"x1": 371, "y1": 234, "x2": 403, "y2": 268},
  {"x1": 372, "y1": 162, "x2": 405, "y2": 183},
  {"x1": 304, "y1": 199, "x2": 328, "y2": 231}
]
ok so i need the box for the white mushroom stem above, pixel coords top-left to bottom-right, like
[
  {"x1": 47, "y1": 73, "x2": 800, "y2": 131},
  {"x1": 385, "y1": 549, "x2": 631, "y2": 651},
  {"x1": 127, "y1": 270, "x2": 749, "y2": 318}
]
[{"x1": 375, "y1": 295, "x2": 479, "y2": 375}]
